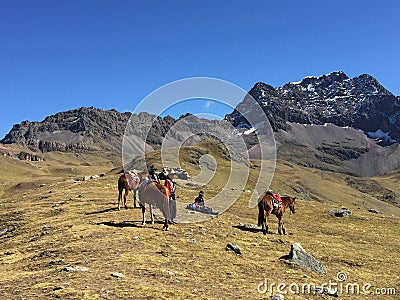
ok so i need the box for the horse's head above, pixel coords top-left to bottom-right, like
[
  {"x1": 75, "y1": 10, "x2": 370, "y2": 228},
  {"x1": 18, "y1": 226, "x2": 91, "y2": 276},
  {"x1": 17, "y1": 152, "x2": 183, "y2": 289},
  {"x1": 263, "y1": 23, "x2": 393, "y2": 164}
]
[{"x1": 288, "y1": 197, "x2": 296, "y2": 214}]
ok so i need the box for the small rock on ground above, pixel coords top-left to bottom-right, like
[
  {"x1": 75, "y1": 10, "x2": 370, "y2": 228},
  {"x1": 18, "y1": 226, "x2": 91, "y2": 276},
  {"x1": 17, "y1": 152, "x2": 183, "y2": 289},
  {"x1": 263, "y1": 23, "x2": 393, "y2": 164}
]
[
  {"x1": 111, "y1": 272, "x2": 125, "y2": 278},
  {"x1": 226, "y1": 243, "x2": 242, "y2": 255}
]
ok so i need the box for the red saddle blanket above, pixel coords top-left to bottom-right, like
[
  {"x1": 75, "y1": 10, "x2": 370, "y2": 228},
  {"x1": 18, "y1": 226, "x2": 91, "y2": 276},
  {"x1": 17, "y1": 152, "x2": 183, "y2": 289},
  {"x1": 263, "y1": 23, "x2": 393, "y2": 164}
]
[{"x1": 272, "y1": 193, "x2": 282, "y2": 202}]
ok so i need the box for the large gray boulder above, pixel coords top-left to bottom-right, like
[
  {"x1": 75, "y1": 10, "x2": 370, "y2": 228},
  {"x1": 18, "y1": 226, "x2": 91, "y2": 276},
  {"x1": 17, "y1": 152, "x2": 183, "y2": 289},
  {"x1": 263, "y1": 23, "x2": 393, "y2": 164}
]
[{"x1": 280, "y1": 242, "x2": 327, "y2": 275}]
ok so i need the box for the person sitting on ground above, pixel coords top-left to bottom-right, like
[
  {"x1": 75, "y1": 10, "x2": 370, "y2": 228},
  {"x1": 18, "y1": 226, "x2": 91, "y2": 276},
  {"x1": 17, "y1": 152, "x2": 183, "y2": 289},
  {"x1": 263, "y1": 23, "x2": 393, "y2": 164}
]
[{"x1": 194, "y1": 191, "x2": 205, "y2": 207}]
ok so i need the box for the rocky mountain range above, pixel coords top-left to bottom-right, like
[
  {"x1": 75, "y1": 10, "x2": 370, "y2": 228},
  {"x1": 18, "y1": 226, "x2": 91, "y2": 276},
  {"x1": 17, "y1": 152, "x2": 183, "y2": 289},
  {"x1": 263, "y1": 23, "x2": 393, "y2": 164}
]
[
  {"x1": 226, "y1": 71, "x2": 400, "y2": 144},
  {"x1": 1, "y1": 71, "x2": 399, "y2": 176}
]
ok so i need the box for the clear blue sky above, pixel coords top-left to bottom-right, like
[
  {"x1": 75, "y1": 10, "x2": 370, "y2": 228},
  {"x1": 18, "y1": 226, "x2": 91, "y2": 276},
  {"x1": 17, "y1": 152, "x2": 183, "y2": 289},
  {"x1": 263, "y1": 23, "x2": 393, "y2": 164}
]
[{"x1": 1, "y1": 0, "x2": 400, "y2": 140}]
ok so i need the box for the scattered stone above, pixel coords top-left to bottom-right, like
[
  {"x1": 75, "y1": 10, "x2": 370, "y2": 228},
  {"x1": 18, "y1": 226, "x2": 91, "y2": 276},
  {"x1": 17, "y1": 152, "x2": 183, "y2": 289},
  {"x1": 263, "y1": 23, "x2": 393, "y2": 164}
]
[
  {"x1": 163, "y1": 270, "x2": 175, "y2": 277},
  {"x1": 188, "y1": 238, "x2": 196, "y2": 244},
  {"x1": 156, "y1": 250, "x2": 170, "y2": 257},
  {"x1": 226, "y1": 243, "x2": 242, "y2": 255},
  {"x1": 272, "y1": 239, "x2": 286, "y2": 244},
  {"x1": 368, "y1": 208, "x2": 381, "y2": 214},
  {"x1": 63, "y1": 266, "x2": 89, "y2": 272},
  {"x1": 280, "y1": 243, "x2": 326, "y2": 274},
  {"x1": 271, "y1": 294, "x2": 285, "y2": 300},
  {"x1": 48, "y1": 259, "x2": 64, "y2": 266},
  {"x1": 52, "y1": 286, "x2": 65, "y2": 291},
  {"x1": 0, "y1": 228, "x2": 9, "y2": 237},
  {"x1": 329, "y1": 208, "x2": 352, "y2": 217},
  {"x1": 111, "y1": 272, "x2": 125, "y2": 278}
]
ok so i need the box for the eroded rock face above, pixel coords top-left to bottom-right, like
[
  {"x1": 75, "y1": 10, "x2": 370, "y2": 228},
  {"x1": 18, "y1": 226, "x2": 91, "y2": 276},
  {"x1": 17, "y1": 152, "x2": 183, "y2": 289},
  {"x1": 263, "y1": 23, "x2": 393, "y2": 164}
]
[{"x1": 1, "y1": 108, "x2": 173, "y2": 152}]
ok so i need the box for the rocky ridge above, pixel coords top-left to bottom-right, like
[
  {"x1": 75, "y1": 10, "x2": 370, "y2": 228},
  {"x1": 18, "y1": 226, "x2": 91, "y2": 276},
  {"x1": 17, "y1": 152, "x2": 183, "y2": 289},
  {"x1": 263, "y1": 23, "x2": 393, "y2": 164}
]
[{"x1": 226, "y1": 71, "x2": 400, "y2": 144}]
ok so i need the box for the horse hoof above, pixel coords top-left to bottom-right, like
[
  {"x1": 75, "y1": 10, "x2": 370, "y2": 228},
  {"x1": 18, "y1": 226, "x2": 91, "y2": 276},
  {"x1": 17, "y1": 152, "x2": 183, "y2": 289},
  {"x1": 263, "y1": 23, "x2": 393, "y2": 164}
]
[
  {"x1": 125, "y1": 206, "x2": 128, "y2": 209},
  {"x1": 117, "y1": 207, "x2": 121, "y2": 211}
]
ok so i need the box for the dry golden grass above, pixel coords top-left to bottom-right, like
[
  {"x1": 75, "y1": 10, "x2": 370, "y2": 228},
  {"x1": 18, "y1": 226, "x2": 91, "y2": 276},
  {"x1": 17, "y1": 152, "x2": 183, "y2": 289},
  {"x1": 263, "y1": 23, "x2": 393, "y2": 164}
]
[{"x1": 0, "y1": 144, "x2": 399, "y2": 299}]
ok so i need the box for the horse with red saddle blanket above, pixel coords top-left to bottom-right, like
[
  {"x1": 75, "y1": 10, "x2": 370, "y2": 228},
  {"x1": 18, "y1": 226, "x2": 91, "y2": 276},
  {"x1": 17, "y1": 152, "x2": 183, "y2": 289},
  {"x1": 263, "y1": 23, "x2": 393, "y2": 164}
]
[{"x1": 258, "y1": 190, "x2": 296, "y2": 235}]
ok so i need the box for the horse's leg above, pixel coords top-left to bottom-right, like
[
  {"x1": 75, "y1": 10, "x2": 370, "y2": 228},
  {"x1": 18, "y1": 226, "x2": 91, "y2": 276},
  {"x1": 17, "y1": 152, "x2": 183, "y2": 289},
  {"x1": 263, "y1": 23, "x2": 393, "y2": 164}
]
[
  {"x1": 264, "y1": 207, "x2": 272, "y2": 235},
  {"x1": 149, "y1": 204, "x2": 154, "y2": 224},
  {"x1": 141, "y1": 205, "x2": 146, "y2": 225},
  {"x1": 162, "y1": 218, "x2": 169, "y2": 231},
  {"x1": 277, "y1": 217, "x2": 282, "y2": 235},
  {"x1": 133, "y1": 189, "x2": 137, "y2": 208},
  {"x1": 277, "y1": 215, "x2": 286, "y2": 235},
  {"x1": 123, "y1": 188, "x2": 129, "y2": 209},
  {"x1": 281, "y1": 219, "x2": 286, "y2": 235},
  {"x1": 264, "y1": 218, "x2": 269, "y2": 235},
  {"x1": 118, "y1": 189, "x2": 122, "y2": 211},
  {"x1": 261, "y1": 212, "x2": 267, "y2": 235}
]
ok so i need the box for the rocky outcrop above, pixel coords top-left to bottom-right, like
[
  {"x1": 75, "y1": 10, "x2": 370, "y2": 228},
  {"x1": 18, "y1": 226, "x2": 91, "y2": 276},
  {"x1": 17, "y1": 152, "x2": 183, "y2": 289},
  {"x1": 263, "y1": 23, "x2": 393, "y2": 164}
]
[
  {"x1": 280, "y1": 242, "x2": 327, "y2": 274},
  {"x1": 17, "y1": 151, "x2": 44, "y2": 161},
  {"x1": 0, "y1": 108, "x2": 177, "y2": 153},
  {"x1": 1, "y1": 147, "x2": 44, "y2": 162}
]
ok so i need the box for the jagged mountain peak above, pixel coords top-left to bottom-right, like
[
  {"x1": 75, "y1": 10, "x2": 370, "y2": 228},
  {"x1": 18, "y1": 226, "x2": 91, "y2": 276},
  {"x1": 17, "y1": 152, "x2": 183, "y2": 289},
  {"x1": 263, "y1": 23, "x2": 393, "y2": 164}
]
[
  {"x1": 287, "y1": 71, "x2": 349, "y2": 87},
  {"x1": 227, "y1": 72, "x2": 400, "y2": 143}
]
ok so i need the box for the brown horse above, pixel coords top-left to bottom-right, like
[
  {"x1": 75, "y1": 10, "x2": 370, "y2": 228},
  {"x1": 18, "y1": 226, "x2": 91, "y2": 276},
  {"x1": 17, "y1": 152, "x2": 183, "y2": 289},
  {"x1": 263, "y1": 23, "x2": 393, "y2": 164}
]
[
  {"x1": 117, "y1": 171, "x2": 140, "y2": 210},
  {"x1": 258, "y1": 193, "x2": 296, "y2": 235},
  {"x1": 137, "y1": 175, "x2": 171, "y2": 231}
]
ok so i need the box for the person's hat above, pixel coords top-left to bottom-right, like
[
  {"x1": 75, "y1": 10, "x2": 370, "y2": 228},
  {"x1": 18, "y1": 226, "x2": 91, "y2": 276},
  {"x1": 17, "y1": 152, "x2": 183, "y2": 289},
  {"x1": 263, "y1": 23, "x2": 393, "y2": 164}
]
[
  {"x1": 149, "y1": 164, "x2": 157, "y2": 170},
  {"x1": 199, "y1": 191, "x2": 204, "y2": 195}
]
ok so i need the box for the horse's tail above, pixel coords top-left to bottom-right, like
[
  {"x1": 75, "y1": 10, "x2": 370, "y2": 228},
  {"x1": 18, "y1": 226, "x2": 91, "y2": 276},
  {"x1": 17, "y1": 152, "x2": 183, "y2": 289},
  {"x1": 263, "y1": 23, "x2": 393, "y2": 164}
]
[
  {"x1": 118, "y1": 175, "x2": 124, "y2": 192},
  {"x1": 257, "y1": 196, "x2": 265, "y2": 226}
]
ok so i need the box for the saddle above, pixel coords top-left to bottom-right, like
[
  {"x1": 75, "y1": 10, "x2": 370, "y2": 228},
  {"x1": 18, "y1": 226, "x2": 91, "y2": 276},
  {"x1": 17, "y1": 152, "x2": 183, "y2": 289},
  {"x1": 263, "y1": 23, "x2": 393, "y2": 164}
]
[{"x1": 266, "y1": 191, "x2": 282, "y2": 209}]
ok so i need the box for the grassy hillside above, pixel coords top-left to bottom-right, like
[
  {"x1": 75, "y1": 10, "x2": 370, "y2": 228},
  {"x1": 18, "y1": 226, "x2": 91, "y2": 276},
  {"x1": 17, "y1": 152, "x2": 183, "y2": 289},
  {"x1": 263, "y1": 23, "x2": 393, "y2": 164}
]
[{"x1": 0, "y1": 143, "x2": 399, "y2": 299}]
